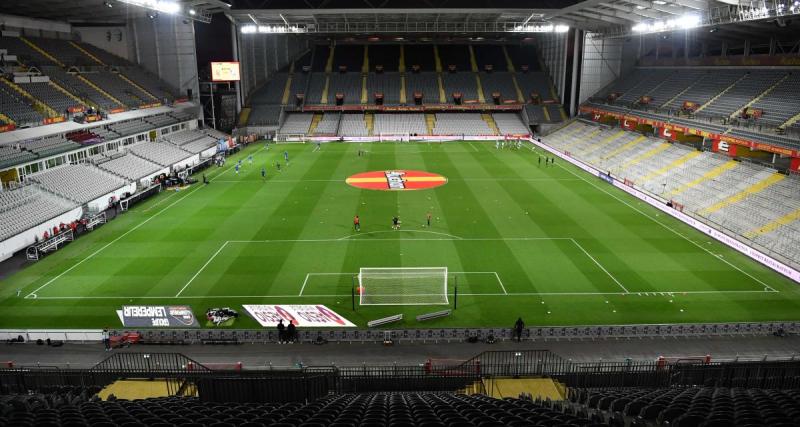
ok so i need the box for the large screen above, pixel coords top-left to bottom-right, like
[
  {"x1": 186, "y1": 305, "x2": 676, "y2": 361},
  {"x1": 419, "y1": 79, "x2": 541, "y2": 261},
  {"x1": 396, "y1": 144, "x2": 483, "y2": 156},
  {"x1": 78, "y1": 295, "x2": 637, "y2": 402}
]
[{"x1": 211, "y1": 62, "x2": 241, "y2": 82}]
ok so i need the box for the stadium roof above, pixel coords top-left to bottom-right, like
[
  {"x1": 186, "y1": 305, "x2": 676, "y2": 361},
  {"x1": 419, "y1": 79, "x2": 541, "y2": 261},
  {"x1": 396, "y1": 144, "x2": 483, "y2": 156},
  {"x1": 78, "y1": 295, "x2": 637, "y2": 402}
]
[{"x1": 0, "y1": 0, "x2": 231, "y2": 24}]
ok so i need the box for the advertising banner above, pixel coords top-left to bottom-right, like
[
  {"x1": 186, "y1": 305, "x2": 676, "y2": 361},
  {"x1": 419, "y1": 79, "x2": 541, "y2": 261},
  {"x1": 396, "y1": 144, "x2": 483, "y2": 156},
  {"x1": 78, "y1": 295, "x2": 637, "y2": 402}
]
[
  {"x1": 243, "y1": 305, "x2": 356, "y2": 328},
  {"x1": 118, "y1": 305, "x2": 200, "y2": 328},
  {"x1": 621, "y1": 118, "x2": 638, "y2": 130}
]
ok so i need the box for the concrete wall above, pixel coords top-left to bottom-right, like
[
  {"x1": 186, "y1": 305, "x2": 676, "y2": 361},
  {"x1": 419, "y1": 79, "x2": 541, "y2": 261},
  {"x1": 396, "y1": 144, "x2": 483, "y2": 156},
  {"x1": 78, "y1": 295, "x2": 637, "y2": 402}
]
[
  {"x1": 578, "y1": 34, "x2": 640, "y2": 104},
  {"x1": 129, "y1": 15, "x2": 199, "y2": 99},
  {"x1": 537, "y1": 33, "x2": 569, "y2": 102},
  {"x1": 0, "y1": 205, "x2": 82, "y2": 262},
  {"x1": 73, "y1": 26, "x2": 131, "y2": 61}
]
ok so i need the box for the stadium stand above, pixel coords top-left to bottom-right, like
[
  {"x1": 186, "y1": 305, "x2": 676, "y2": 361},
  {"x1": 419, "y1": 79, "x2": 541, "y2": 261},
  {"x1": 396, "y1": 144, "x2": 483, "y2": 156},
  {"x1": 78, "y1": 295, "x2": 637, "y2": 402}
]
[
  {"x1": 404, "y1": 45, "x2": 436, "y2": 71},
  {"x1": 27, "y1": 164, "x2": 127, "y2": 204},
  {"x1": 95, "y1": 153, "x2": 163, "y2": 182},
  {"x1": 747, "y1": 72, "x2": 800, "y2": 128},
  {"x1": 0, "y1": 185, "x2": 76, "y2": 242},
  {"x1": 328, "y1": 73, "x2": 363, "y2": 104},
  {"x1": 366, "y1": 72, "x2": 402, "y2": 105},
  {"x1": 405, "y1": 72, "x2": 441, "y2": 104},
  {"x1": 662, "y1": 70, "x2": 742, "y2": 111},
  {"x1": 433, "y1": 113, "x2": 492, "y2": 135},
  {"x1": 307, "y1": 72, "x2": 328, "y2": 104},
  {"x1": 516, "y1": 72, "x2": 558, "y2": 102},
  {"x1": 369, "y1": 44, "x2": 400, "y2": 71},
  {"x1": 543, "y1": 121, "x2": 800, "y2": 262},
  {"x1": 119, "y1": 66, "x2": 178, "y2": 102},
  {"x1": 0, "y1": 35, "x2": 52, "y2": 65},
  {"x1": 438, "y1": 45, "x2": 471, "y2": 71},
  {"x1": 247, "y1": 105, "x2": 283, "y2": 126},
  {"x1": 249, "y1": 73, "x2": 290, "y2": 105},
  {"x1": 338, "y1": 114, "x2": 369, "y2": 136},
  {"x1": 19, "y1": 82, "x2": 84, "y2": 114},
  {"x1": 474, "y1": 45, "x2": 508, "y2": 71},
  {"x1": 0, "y1": 80, "x2": 45, "y2": 125},
  {"x1": 24, "y1": 37, "x2": 97, "y2": 67},
  {"x1": 493, "y1": 113, "x2": 529, "y2": 135},
  {"x1": 0, "y1": 145, "x2": 37, "y2": 169},
  {"x1": 42, "y1": 66, "x2": 122, "y2": 111},
  {"x1": 278, "y1": 113, "x2": 313, "y2": 134},
  {"x1": 311, "y1": 113, "x2": 340, "y2": 135},
  {"x1": 81, "y1": 71, "x2": 148, "y2": 108},
  {"x1": 480, "y1": 72, "x2": 519, "y2": 103},
  {"x1": 333, "y1": 45, "x2": 364, "y2": 71},
  {"x1": 442, "y1": 72, "x2": 479, "y2": 101},
  {"x1": 697, "y1": 70, "x2": 785, "y2": 119},
  {"x1": 128, "y1": 142, "x2": 194, "y2": 167},
  {"x1": 374, "y1": 113, "x2": 427, "y2": 136}
]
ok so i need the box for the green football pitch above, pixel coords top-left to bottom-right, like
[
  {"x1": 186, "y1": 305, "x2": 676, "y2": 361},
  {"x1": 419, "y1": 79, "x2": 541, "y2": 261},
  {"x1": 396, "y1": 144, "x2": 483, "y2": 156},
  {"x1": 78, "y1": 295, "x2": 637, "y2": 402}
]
[{"x1": 2, "y1": 141, "x2": 799, "y2": 329}]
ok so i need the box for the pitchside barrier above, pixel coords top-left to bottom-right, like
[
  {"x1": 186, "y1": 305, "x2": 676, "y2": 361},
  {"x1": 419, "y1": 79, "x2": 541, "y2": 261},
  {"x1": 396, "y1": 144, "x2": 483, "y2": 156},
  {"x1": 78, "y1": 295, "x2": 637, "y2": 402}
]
[{"x1": 526, "y1": 135, "x2": 800, "y2": 283}]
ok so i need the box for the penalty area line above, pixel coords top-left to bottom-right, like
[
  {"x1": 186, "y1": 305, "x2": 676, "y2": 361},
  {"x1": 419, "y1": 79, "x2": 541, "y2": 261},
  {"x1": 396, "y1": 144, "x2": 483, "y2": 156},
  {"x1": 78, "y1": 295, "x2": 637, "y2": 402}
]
[
  {"x1": 175, "y1": 241, "x2": 230, "y2": 297},
  {"x1": 570, "y1": 238, "x2": 629, "y2": 294}
]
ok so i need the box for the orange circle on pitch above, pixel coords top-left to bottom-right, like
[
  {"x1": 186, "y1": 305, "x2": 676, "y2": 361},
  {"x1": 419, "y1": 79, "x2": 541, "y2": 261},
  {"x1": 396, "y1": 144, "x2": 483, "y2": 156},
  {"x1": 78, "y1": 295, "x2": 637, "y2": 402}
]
[{"x1": 346, "y1": 170, "x2": 448, "y2": 191}]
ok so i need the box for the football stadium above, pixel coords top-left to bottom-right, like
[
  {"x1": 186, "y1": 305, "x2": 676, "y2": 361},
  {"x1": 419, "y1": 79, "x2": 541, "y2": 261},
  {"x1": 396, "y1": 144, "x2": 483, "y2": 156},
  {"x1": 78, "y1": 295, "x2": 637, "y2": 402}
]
[{"x1": 1, "y1": 0, "x2": 800, "y2": 424}]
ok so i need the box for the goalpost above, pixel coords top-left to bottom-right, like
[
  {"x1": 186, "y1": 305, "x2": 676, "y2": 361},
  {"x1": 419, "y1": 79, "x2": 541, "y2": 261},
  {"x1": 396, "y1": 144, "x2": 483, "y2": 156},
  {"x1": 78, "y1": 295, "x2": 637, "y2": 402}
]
[{"x1": 358, "y1": 267, "x2": 449, "y2": 306}]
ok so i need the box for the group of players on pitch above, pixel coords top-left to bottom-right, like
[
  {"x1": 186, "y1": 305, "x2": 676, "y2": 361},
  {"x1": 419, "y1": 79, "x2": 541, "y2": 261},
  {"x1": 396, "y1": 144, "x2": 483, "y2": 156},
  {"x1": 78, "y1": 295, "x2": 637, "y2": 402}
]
[{"x1": 353, "y1": 211, "x2": 433, "y2": 232}]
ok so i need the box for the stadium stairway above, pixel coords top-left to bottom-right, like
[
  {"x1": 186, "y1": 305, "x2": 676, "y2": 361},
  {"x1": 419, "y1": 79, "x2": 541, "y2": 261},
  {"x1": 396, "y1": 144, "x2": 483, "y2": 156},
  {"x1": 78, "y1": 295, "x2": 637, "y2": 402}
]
[
  {"x1": 474, "y1": 73, "x2": 486, "y2": 103},
  {"x1": 398, "y1": 45, "x2": 406, "y2": 72},
  {"x1": 399, "y1": 74, "x2": 407, "y2": 104},
  {"x1": 668, "y1": 160, "x2": 738, "y2": 197},
  {"x1": 745, "y1": 207, "x2": 800, "y2": 239},
  {"x1": 699, "y1": 172, "x2": 786, "y2": 216},
  {"x1": 425, "y1": 113, "x2": 436, "y2": 134},
  {"x1": 781, "y1": 109, "x2": 800, "y2": 130},
  {"x1": 638, "y1": 150, "x2": 701, "y2": 183},
  {"x1": 365, "y1": 112, "x2": 374, "y2": 135},
  {"x1": 118, "y1": 72, "x2": 159, "y2": 102},
  {"x1": 20, "y1": 36, "x2": 63, "y2": 66},
  {"x1": 0, "y1": 112, "x2": 14, "y2": 125},
  {"x1": 281, "y1": 73, "x2": 293, "y2": 105},
  {"x1": 308, "y1": 113, "x2": 323, "y2": 134},
  {"x1": 0, "y1": 77, "x2": 58, "y2": 118},
  {"x1": 502, "y1": 45, "x2": 516, "y2": 72},
  {"x1": 468, "y1": 45, "x2": 479, "y2": 72},
  {"x1": 49, "y1": 80, "x2": 90, "y2": 110},
  {"x1": 360, "y1": 73, "x2": 368, "y2": 104},
  {"x1": 600, "y1": 135, "x2": 647, "y2": 161},
  {"x1": 324, "y1": 44, "x2": 335, "y2": 73},
  {"x1": 238, "y1": 107, "x2": 251, "y2": 126},
  {"x1": 695, "y1": 73, "x2": 747, "y2": 113},
  {"x1": 481, "y1": 113, "x2": 499, "y2": 135},
  {"x1": 542, "y1": 105, "x2": 551, "y2": 122},
  {"x1": 76, "y1": 74, "x2": 125, "y2": 109},
  {"x1": 730, "y1": 72, "x2": 789, "y2": 120},
  {"x1": 320, "y1": 74, "x2": 330, "y2": 104},
  {"x1": 436, "y1": 74, "x2": 447, "y2": 103},
  {"x1": 433, "y1": 45, "x2": 443, "y2": 72},
  {"x1": 461, "y1": 378, "x2": 566, "y2": 400},
  {"x1": 619, "y1": 141, "x2": 671, "y2": 172},
  {"x1": 68, "y1": 41, "x2": 104, "y2": 65}
]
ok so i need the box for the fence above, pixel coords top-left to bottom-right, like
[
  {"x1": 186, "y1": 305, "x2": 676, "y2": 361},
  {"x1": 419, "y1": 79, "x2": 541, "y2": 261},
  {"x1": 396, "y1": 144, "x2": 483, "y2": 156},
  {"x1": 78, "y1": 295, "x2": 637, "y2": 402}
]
[{"x1": 3, "y1": 351, "x2": 800, "y2": 401}]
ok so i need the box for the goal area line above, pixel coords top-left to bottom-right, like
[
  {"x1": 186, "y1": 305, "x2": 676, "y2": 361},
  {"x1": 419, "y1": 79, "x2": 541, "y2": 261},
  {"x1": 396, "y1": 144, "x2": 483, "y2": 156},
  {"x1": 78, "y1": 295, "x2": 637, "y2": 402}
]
[{"x1": 299, "y1": 271, "x2": 506, "y2": 297}]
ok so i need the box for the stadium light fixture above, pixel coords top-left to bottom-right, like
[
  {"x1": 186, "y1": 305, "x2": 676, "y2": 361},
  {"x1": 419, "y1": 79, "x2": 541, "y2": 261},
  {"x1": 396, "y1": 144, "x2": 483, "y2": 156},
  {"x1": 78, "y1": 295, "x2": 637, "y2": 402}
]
[
  {"x1": 117, "y1": 0, "x2": 181, "y2": 15},
  {"x1": 632, "y1": 12, "x2": 701, "y2": 33},
  {"x1": 240, "y1": 24, "x2": 307, "y2": 34},
  {"x1": 512, "y1": 23, "x2": 570, "y2": 33},
  {"x1": 104, "y1": 1, "x2": 113, "y2": 8}
]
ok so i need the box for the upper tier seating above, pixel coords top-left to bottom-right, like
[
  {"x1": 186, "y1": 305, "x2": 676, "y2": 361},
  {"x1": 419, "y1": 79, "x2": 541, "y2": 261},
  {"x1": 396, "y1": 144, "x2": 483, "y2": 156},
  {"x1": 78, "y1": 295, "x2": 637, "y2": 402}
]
[
  {"x1": 433, "y1": 113, "x2": 492, "y2": 135},
  {"x1": 74, "y1": 41, "x2": 130, "y2": 66},
  {"x1": 279, "y1": 113, "x2": 313, "y2": 134},
  {"x1": 21, "y1": 82, "x2": 83, "y2": 114},
  {"x1": 517, "y1": 72, "x2": 557, "y2": 102},
  {"x1": 26, "y1": 37, "x2": 96, "y2": 67},
  {"x1": 474, "y1": 45, "x2": 508, "y2": 71},
  {"x1": 28, "y1": 164, "x2": 127, "y2": 204},
  {"x1": 480, "y1": 72, "x2": 519, "y2": 103},
  {"x1": 328, "y1": 73, "x2": 363, "y2": 104},
  {"x1": 95, "y1": 153, "x2": 162, "y2": 182},
  {"x1": 368, "y1": 45, "x2": 400, "y2": 71},
  {"x1": 311, "y1": 45, "x2": 330, "y2": 72},
  {"x1": 506, "y1": 45, "x2": 541, "y2": 70},
  {"x1": 366, "y1": 72, "x2": 401, "y2": 105},
  {"x1": 0, "y1": 81, "x2": 45, "y2": 125},
  {"x1": 404, "y1": 45, "x2": 436, "y2": 71},
  {"x1": 119, "y1": 67, "x2": 176, "y2": 102},
  {"x1": 405, "y1": 72, "x2": 440, "y2": 104},
  {"x1": 81, "y1": 71, "x2": 149, "y2": 108},
  {"x1": 438, "y1": 45, "x2": 471, "y2": 71},
  {"x1": 698, "y1": 70, "x2": 785, "y2": 119},
  {"x1": 0, "y1": 185, "x2": 76, "y2": 241},
  {"x1": 333, "y1": 45, "x2": 364, "y2": 71},
  {"x1": 493, "y1": 113, "x2": 529, "y2": 135},
  {"x1": 663, "y1": 70, "x2": 742, "y2": 110},
  {"x1": 128, "y1": 142, "x2": 193, "y2": 166},
  {"x1": 247, "y1": 105, "x2": 283, "y2": 126},
  {"x1": 0, "y1": 36, "x2": 51, "y2": 65},
  {"x1": 748, "y1": 72, "x2": 800, "y2": 128},
  {"x1": 442, "y1": 72, "x2": 479, "y2": 101},
  {"x1": 249, "y1": 72, "x2": 289, "y2": 105},
  {"x1": 338, "y1": 114, "x2": 369, "y2": 136},
  {"x1": 42, "y1": 66, "x2": 122, "y2": 111},
  {"x1": 374, "y1": 113, "x2": 426, "y2": 135},
  {"x1": 164, "y1": 130, "x2": 205, "y2": 146},
  {"x1": 307, "y1": 72, "x2": 328, "y2": 104}
]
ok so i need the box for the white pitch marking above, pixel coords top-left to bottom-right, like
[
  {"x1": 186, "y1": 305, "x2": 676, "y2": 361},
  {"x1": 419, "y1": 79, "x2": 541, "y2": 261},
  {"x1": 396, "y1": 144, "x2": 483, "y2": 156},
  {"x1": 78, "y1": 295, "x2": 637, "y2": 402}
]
[
  {"x1": 554, "y1": 162, "x2": 779, "y2": 293},
  {"x1": 493, "y1": 272, "x2": 508, "y2": 295},
  {"x1": 175, "y1": 240, "x2": 230, "y2": 297},
  {"x1": 570, "y1": 238, "x2": 630, "y2": 294}
]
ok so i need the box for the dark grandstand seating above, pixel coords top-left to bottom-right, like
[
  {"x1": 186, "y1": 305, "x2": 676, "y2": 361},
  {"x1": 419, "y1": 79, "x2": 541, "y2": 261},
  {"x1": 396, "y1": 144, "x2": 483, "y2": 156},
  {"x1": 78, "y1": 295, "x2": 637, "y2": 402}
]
[
  {"x1": 26, "y1": 37, "x2": 97, "y2": 67},
  {"x1": 328, "y1": 73, "x2": 363, "y2": 104},
  {"x1": 0, "y1": 36, "x2": 51, "y2": 66},
  {"x1": 405, "y1": 72, "x2": 440, "y2": 104},
  {"x1": 0, "y1": 80, "x2": 45, "y2": 125},
  {"x1": 0, "y1": 392, "x2": 610, "y2": 427},
  {"x1": 506, "y1": 45, "x2": 541, "y2": 70},
  {"x1": 43, "y1": 66, "x2": 122, "y2": 111},
  {"x1": 438, "y1": 45, "x2": 471, "y2": 71},
  {"x1": 571, "y1": 387, "x2": 800, "y2": 427},
  {"x1": 334, "y1": 45, "x2": 364, "y2": 71},
  {"x1": 367, "y1": 72, "x2": 402, "y2": 104},
  {"x1": 473, "y1": 45, "x2": 508, "y2": 71},
  {"x1": 368, "y1": 45, "x2": 400, "y2": 71},
  {"x1": 404, "y1": 45, "x2": 435, "y2": 71},
  {"x1": 312, "y1": 45, "x2": 331, "y2": 71}
]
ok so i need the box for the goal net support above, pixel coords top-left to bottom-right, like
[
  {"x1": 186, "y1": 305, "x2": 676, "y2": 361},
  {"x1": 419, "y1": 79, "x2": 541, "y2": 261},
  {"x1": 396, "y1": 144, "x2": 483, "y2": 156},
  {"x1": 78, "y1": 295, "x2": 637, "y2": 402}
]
[{"x1": 358, "y1": 267, "x2": 448, "y2": 306}]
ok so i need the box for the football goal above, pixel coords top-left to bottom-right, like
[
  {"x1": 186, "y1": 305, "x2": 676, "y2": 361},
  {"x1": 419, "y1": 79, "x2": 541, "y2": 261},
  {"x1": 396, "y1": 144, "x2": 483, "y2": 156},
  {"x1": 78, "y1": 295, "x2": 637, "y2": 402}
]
[
  {"x1": 358, "y1": 267, "x2": 449, "y2": 306},
  {"x1": 276, "y1": 133, "x2": 307, "y2": 143}
]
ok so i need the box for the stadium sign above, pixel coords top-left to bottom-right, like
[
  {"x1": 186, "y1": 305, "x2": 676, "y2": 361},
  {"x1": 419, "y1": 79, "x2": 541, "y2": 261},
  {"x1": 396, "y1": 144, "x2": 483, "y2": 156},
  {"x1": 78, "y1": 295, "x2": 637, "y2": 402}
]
[
  {"x1": 118, "y1": 305, "x2": 200, "y2": 328},
  {"x1": 243, "y1": 305, "x2": 356, "y2": 328},
  {"x1": 346, "y1": 170, "x2": 447, "y2": 191}
]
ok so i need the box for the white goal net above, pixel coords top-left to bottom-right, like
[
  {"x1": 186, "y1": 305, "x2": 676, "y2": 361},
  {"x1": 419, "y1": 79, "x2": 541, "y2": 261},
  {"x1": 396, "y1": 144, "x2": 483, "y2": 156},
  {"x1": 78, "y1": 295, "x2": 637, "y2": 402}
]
[
  {"x1": 276, "y1": 133, "x2": 307, "y2": 143},
  {"x1": 358, "y1": 267, "x2": 448, "y2": 306}
]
